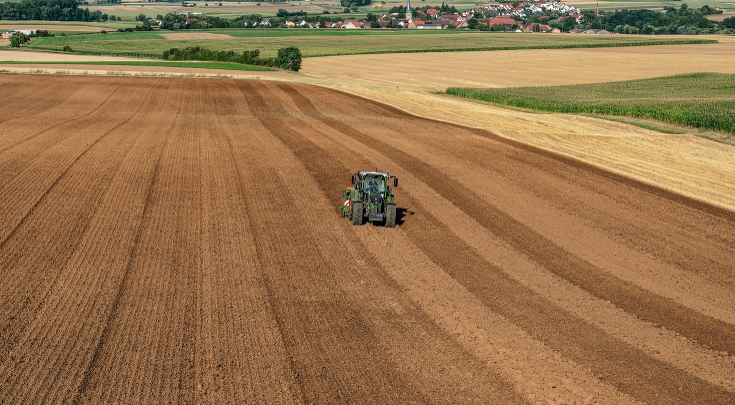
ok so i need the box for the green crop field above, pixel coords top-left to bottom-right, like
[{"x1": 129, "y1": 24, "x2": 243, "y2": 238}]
[
  {"x1": 446, "y1": 72, "x2": 735, "y2": 135},
  {"x1": 26, "y1": 30, "x2": 716, "y2": 58}
]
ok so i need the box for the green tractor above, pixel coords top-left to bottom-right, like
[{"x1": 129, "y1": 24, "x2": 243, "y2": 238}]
[{"x1": 342, "y1": 171, "x2": 398, "y2": 227}]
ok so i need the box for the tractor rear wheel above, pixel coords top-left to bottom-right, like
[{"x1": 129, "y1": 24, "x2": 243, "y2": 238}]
[
  {"x1": 351, "y1": 202, "x2": 364, "y2": 226},
  {"x1": 385, "y1": 204, "x2": 396, "y2": 228}
]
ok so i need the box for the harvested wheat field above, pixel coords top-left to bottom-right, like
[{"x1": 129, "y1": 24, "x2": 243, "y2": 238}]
[{"x1": 0, "y1": 74, "x2": 734, "y2": 405}]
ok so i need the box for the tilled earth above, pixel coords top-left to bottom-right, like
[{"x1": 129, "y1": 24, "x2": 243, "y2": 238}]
[{"x1": 0, "y1": 74, "x2": 733, "y2": 405}]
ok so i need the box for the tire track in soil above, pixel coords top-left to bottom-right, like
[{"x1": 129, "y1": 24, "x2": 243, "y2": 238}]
[
  {"x1": 241, "y1": 79, "x2": 525, "y2": 404},
  {"x1": 0, "y1": 78, "x2": 127, "y2": 157},
  {"x1": 273, "y1": 81, "x2": 735, "y2": 405},
  {"x1": 199, "y1": 82, "x2": 301, "y2": 404},
  {"x1": 0, "y1": 76, "x2": 79, "y2": 127},
  {"x1": 0, "y1": 79, "x2": 175, "y2": 405},
  {"x1": 277, "y1": 83, "x2": 735, "y2": 355},
  {"x1": 0, "y1": 79, "x2": 135, "y2": 246},
  {"x1": 241, "y1": 81, "x2": 428, "y2": 405},
  {"x1": 237, "y1": 80, "x2": 485, "y2": 405},
  {"x1": 0, "y1": 81, "x2": 159, "y2": 384},
  {"x1": 72, "y1": 81, "x2": 186, "y2": 405}
]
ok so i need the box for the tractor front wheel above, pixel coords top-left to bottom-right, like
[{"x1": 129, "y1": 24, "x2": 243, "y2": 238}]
[
  {"x1": 385, "y1": 204, "x2": 396, "y2": 228},
  {"x1": 351, "y1": 202, "x2": 364, "y2": 226}
]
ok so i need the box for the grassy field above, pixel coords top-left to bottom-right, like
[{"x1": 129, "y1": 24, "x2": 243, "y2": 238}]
[
  {"x1": 446, "y1": 72, "x2": 735, "y2": 134},
  {"x1": 25, "y1": 30, "x2": 716, "y2": 58},
  {"x1": 0, "y1": 59, "x2": 275, "y2": 71}
]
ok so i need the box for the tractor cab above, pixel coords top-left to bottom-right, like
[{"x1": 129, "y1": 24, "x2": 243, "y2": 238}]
[{"x1": 344, "y1": 171, "x2": 398, "y2": 227}]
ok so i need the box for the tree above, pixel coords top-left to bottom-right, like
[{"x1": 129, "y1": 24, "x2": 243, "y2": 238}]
[
  {"x1": 722, "y1": 17, "x2": 735, "y2": 29},
  {"x1": 697, "y1": 16, "x2": 713, "y2": 29},
  {"x1": 276, "y1": 46, "x2": 302, "y2": 71}
]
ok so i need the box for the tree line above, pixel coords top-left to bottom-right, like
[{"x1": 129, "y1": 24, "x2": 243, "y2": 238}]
[
  {"x1": 0, "y1": 0, "x2": 98, "y2": 21},
  {"x1": 569, "y1": 4, "x2": 733, "y2": 34},
  {"x1": 162, "y1": 46, "x2": 303, "y2": 71}
]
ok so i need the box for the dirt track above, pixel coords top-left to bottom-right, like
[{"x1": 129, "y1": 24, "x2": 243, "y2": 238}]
[{"x1": 0, "y1": 74, "x2": 733, "y2": 405}]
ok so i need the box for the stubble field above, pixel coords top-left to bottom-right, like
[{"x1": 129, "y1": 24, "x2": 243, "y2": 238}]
[{"x1": 0, "y1": 74, "x2": 733, "y2": 404}]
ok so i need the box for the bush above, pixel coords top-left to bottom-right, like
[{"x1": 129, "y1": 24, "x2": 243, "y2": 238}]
[{"x1": 63, "y1": 45, "x2": 73, "y2": 52}]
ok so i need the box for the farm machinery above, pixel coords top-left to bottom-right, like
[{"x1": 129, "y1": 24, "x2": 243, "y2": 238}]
[{"x1": 342, "y1": 171, "x2": 398, "y2": 228}]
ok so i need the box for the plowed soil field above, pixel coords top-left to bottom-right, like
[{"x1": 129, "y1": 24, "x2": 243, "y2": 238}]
[{"x1": 0, "y1": 74, "x2": 733, "y2": 405}]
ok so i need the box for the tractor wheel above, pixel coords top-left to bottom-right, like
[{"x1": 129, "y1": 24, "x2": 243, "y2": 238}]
[
  {"x1": 385, "y1": 204, "x2": 396, "y2": 228},
  {"x1": 351, "y1": 202, "x2": 364, "y2": 226}
]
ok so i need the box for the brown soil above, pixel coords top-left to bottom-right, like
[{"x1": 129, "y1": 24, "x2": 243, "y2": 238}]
[{"x1": 0, "y1": 74, "x2": 733, "y2": 405}]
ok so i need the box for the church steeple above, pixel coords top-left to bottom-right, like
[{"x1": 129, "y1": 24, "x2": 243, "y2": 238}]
[{"x1": 406, "y1": 0, "x2": 412, "y2": 22}]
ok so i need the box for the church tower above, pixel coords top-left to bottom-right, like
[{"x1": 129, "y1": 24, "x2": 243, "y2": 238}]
[{"x1": 406, "y1": 0, "x2": 412, "y2": 22}]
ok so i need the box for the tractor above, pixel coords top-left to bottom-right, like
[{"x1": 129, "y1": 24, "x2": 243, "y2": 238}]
[{"x1": 342, "y1": 171, "x2": 398, "y2": 227}]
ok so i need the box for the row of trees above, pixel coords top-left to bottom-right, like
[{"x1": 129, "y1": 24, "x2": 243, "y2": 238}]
[
  {"x1": 162, "y1": 45, "x2": 302, "y2": 71},
  {"x1": 0, "y1": 0, "x2": 97, "y2": 21},
  {"x1": 555, "y1": 4, "x2": 734, "y2": 34}
]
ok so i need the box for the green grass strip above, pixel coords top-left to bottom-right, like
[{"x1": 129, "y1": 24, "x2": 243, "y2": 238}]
[
  {"x1": 446, "y1": 72, "x2": 735, "y2": 134},
  {"x1": 0, "y1": 60, "x2": 276, "y2": 71}
]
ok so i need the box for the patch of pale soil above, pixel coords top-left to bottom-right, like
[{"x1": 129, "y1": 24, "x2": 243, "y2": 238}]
[
  {"x1": 0, "y1": 25, "x2": 104, "y2": 32},
  {"x1": 0, "y1": 39, "x2": 9, "y2": 47},
  {"x1": 0, "y1": 49, "x2": 144, "y2": 62},
  {"x1": 159, "y1": 32, "x2": 234, "y2": 40}
]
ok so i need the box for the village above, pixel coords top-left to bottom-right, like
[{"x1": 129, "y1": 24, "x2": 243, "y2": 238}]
[
  {"x1": 309, "y1": 1, "x2": 584, "y2": 31},
  {"x1": 166, "y1": 1, "x2": 593, "y2": 32}
]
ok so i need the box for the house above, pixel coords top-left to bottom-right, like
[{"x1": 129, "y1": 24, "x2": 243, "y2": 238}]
[
  {"x1": 343, "y1": 19, "x2": 361, "y2": 29},
  {"x1": 421, "y1": 21, "x2": 443, "y2": 29},
  {"x1": 484, "y1": 17, "x2": 517, "y2": 29},
  {"x1": 522, "y1": 23, "x2": 550, "y2": 32},
  {"x1": 426, "y1": 8, "x2": 440, "y2": 18}
]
